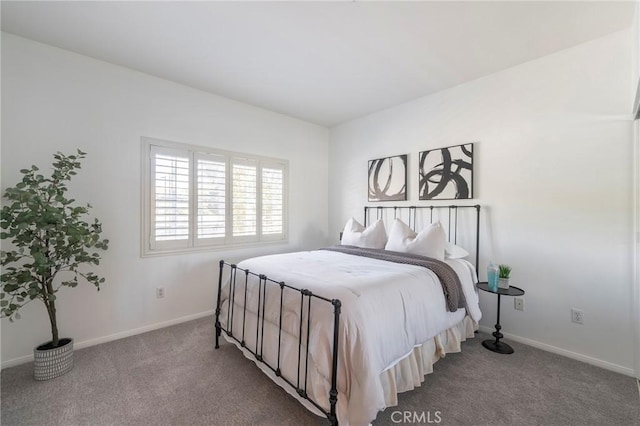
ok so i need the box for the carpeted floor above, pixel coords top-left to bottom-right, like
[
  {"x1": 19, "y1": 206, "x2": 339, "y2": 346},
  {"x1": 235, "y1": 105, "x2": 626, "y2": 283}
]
[{"x1": 2, "y1": 317, "x2": 639, "y2": 425}]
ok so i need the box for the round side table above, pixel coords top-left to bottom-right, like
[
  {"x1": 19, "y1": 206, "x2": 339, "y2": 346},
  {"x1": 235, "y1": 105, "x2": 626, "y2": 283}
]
[{"x1": 477, "y1": 282, "x2": 525, "y2": 354}]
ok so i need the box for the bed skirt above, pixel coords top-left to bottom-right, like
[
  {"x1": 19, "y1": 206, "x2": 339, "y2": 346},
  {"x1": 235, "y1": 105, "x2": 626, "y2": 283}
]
[
  {"x1": 221, "y1": 314, "x2": 477, "y2": 424},
  {"x1": 380, "y1": 315, "x2": 477, "y2": 407}
]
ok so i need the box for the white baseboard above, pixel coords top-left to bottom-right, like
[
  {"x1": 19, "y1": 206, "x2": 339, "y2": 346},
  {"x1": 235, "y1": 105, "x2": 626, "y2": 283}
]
[
  {"x1": 3, "y1": 315, "x2": 635, "y2": 378},
  {"x1": 1, "y1": 310, "x2": 214, "y2": 370},
  {"x1": 478, "y1": 325, "x2": 637, "y2": 378}
]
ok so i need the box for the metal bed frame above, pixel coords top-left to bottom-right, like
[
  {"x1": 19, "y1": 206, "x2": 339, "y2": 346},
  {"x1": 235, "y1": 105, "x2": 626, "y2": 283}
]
[
  {"x1": 215, "y1": 262, "x2": 342, "y2": 425},
  {"x1": 364, "y1": 204, "x2": 481, "y2": 275},
  {"x1": 215, "y1": 204, "x2": 481, "y2": 425}
]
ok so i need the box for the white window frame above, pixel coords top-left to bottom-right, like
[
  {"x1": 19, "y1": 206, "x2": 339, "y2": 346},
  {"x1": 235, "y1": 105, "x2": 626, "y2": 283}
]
[{"x1": 141, "y1": 137, "x2": 288, "y2": 256}]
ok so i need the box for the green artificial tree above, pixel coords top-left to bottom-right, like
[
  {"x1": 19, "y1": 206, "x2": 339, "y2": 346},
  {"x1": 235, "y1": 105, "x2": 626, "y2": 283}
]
[{"x1": 0, "y1": 150, "x2": 109, "y2": 348}]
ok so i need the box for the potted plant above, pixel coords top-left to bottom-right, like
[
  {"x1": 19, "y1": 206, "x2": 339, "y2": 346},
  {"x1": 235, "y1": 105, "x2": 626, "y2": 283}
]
[
  {"x1": 498, "y1": 264, "x2": 512, "y2": 289},
  {"x1": 0, "y1": 150, "x2": 108, "y2": 380}
]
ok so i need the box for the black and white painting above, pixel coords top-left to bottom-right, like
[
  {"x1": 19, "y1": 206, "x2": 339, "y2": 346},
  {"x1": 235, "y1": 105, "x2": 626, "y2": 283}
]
[
  {"x1": 419, "y1": 143, "x2": 473, "y2": 200},
  {"x1": 368, "y1": 155, "x2": 407, "y2": 202}
]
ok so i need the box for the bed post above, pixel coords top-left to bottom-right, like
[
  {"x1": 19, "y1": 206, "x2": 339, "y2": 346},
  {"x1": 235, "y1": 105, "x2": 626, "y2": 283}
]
[
  {"x1": 328, "y1": 299, "x2": 342, "y2": 426},
  {"x1": 215, "y1": 260, "x2": 224, "y2": 349},
  {"x1": 475, "y1": 205, "x2": 481, "y2": 277}
]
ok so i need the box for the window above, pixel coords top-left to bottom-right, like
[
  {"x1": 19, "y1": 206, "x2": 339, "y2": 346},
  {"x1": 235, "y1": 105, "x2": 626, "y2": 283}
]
[{"x1": 142, "y1": 137, "x2": 288, "y2": 255}]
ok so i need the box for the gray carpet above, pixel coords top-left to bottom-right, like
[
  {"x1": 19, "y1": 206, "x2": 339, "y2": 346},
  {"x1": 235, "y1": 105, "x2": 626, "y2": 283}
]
[{"x1": 2, "y1": 317, "x2": 639, "y2": 426}]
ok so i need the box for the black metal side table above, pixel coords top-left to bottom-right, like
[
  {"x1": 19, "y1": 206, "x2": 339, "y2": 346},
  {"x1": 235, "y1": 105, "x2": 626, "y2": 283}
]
[{"x1": 477, "y1": 282, "x2": 525, "y2": 354}]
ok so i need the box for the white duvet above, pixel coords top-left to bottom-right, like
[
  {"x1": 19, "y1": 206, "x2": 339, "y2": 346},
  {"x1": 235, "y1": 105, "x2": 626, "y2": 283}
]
[{"x1": 219, "y1": 249, "x2": 481, "y2": 425}]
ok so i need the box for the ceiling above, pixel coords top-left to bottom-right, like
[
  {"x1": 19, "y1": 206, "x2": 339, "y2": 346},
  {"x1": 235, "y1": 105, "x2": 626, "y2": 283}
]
[{"x1": 1, "y1": 1, "x2": 636, "y2": 127}]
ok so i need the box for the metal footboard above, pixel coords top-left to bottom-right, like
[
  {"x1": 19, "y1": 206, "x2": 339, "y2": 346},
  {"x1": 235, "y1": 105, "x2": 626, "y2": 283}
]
[{"x1": 215, "y1": 260, "x2": 342, "y2": 425}]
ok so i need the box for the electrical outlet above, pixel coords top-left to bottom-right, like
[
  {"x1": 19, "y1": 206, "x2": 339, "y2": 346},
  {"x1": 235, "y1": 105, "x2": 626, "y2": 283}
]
[
  {"x1": 156, "y1": 287, "x2": 165, "y2": 299},
  {"x1": 571, "y1": 308, "x2": 584, "y2": 324},
  {"x1": 514, "y1": 298, "x2": 524, "y2": 311}
]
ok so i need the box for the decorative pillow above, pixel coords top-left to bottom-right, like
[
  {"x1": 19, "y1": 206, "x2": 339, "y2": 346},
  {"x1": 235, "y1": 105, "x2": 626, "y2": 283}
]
[
  {"x1": 445, "y1": 242, "x2": 470, "y2": 259},
  {"x1": 384, "y1": 219, "x2": 446, "y2": 260},
  {"x1": 341, "y1": 218, "x2": 387, "y2": 249}
]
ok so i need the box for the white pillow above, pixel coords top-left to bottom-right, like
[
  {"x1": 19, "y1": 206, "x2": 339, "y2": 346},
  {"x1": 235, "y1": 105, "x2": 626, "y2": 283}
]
[
  {"x1": 445, "y1": 242, "x2": 470, "y2": 259},
  {"x1": 341, "y1": 218, "x2": 387, "y2": 249},
  {"x1": 384, "y1": 219, "x2": 446, "y2": 260}
]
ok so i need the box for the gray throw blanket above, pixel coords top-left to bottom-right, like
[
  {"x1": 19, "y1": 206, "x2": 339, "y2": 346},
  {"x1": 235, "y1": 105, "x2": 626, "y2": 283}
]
[{"x1": 321, "y1": 245, "x2": 467, "y2": 313}]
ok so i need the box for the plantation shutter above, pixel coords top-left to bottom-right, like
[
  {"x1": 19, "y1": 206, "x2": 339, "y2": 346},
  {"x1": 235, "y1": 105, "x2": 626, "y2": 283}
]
[
  {"x1": 231, "y1": 158, "x2": 258, "y2": 240},
  {"x1": 261, "y1": 163, "x2": 285, "y2": 239},
  {"x1": 143, "y1": 137, "x2": 288, "y2": 255},
  {"x1": 150, "y1": 146, "x2": 191, "y2": 250},
  {"x1": 196, "y1": 153, "x2": 226, "y2": 244}
]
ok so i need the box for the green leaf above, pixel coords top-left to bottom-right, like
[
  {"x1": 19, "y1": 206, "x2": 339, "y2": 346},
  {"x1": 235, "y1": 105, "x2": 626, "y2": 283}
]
[{"x1": 4, "y1": 284, "x2": 19, "y2": 292}]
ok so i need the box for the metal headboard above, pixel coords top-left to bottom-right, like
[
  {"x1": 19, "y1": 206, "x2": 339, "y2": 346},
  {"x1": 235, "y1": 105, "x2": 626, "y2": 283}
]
[{"x1": 364, "y1": 205, "x2": 481, "y2": 276}]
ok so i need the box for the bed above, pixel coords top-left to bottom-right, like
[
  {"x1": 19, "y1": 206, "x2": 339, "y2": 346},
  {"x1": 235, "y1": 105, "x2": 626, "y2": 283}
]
[{"x1": 215, "y1": 205, "x2": 482, "y2": 425}]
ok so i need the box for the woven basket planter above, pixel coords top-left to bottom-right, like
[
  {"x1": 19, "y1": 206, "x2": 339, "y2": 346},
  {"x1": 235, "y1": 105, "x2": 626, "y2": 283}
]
[{"x1": 33, "y1": 338, "x2": 74, "y2": 381}]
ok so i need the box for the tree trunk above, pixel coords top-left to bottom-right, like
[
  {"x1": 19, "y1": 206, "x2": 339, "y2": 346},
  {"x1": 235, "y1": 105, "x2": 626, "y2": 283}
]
[
  {"x1": 45, "y1": 280, "x2": 59, "y2": 347},
  {"x1": 48, "y1": 300, "x2": 59, "y2": 348}
]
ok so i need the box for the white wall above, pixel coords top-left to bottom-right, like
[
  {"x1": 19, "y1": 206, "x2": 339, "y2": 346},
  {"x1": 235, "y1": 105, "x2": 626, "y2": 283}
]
[
  {"x1": 632, "y1": 0, "x2": 640, "y2": 378},
  {"x1": 634, "y1": 2, "x2": 640, "y2": 117},
  {"x1": 330, "y1": 29, "x2": 636, "y2": 374},
  {"x1": 634, "y1": 2, "x2": 640, "y2": 89},
  {"x1": 0, "y1": 33, "x2": 330, "y2": 366}
]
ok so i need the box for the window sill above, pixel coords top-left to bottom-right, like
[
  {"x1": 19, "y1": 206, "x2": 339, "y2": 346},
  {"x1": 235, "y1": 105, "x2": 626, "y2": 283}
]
[{"x1": 141, "y1": 238, "x2": 289, "y2": 258}]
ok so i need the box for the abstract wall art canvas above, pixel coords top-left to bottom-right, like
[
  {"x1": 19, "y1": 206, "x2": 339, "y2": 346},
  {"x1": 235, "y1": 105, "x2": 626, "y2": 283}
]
[
  {"x1": 419, "y1": 143, "x2": 473, "y2": 200},
  {"x1": 368, "y1": 155, "x2": 407, "y2": 202}
]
